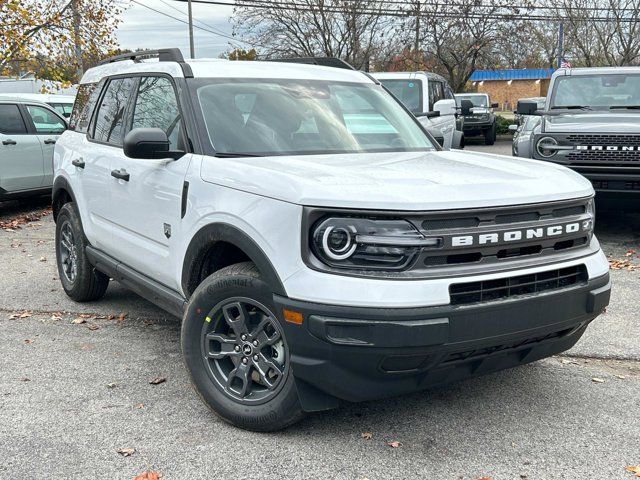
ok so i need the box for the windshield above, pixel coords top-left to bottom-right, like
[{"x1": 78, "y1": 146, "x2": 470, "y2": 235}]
[
  {"x1": 193, "y1": 79, "x2": 435, "y2": 156},
  {"x1": 378, "y1": 79, "x2": 422, "y2": 113},
  {"x1": 456, "y1": 94, "x2": 488, "y2": 107},
  {"x1": 522, "y1": 115, "x2": 541, "y2": 132},
  {"x1": 551, "y1": 74, "x2": 640, "y2": 109}
]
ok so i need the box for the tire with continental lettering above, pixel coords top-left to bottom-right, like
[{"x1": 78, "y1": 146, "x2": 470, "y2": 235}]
[{"x1": 181, "y1": 262, "x2": 303, "y2": 431}]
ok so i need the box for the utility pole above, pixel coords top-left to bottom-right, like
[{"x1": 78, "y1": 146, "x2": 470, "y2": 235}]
[
  {"x1": 414, "y1": 0, "x2": 421, "y2": 68},
  {"x1": 556, "y1": 21, "x2": 564, "y2": 68},
  {"x1": 72, "y1": 0, "x2": 83, "y2": 79},
  {"x1": 187, "y1": 0, "x2": 195, "y2": 58}
]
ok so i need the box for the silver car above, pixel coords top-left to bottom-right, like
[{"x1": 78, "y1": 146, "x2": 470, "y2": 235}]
[{"x1": 0, "y1": 98, "x2": 67, "y2": 200}]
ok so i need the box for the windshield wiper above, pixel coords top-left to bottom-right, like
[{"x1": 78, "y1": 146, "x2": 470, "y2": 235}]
[
  {"x1": 609, "y1": 105, "x2": 640, "y2": 110},
  {"x1": 214, "y1": 152, "x2": 263, "y2": 158},
  {"x1": 550, "y1": 105, "x2": 592, "y2": 110}
]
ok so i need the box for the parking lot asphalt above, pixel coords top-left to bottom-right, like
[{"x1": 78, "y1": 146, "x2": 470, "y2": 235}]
[{"x1": 1, "y1": 140, "x2": 639, "y2": 479}]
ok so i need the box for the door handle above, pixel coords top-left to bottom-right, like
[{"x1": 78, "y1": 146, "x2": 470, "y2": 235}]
[
  {"x1": 111, "y1": 168, "x2": 130, "y2": 181},
  {"x1": 72, "y1": 158, "x2": 85, "y2": 169},
  {"x1": 44, "y1": 138, "x2": 57, "y2": 145},
  {"x1": 2, "y1": 139, "x2": 17, "y2": 145}
]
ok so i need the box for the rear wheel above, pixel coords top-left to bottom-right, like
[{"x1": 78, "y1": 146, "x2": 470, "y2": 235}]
[
  {"x1": 182, "y1": 262, "x2": 303, "y2": 431},
  {"x1": 484, "y1": 122, "x2": 496, "y2": 145},
  {"x1": 55, "y1": 203, "x2": 109, "y2": 302}
]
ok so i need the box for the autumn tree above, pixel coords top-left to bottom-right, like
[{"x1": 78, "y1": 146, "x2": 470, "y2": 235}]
[
  {"x1": 0, "y1": 0, "x2": 124, "y2": 81},
  {"x1": 223, "y1": 48, "x2": 259, "y2": 60}
]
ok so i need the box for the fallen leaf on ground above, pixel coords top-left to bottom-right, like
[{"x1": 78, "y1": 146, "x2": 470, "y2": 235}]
[
  {"x1": 149, "y1": 377, "x2": 166, "y2": 385},
  {"x1": 24, "y1": 339, "x2": 33, "y2": 344},
  {"x1": 477, "y1": 477, "x2": 493, "y2": 480},
  {"x1": 87, "y1": 324, "x2": 99, "y2": 331},
  {"x1": 39, "y1": 256, "x2": 46, "y2": 262},
  {"x1": 387, "y1": 441, "x2": 402, "y2": 448},
  {"x1": 71, "y1": 317, "x2": 86, "y2": 324},
  {"x1": 615, "y1": 374, "x2": 626, "y2": 379},
  {"x1": 116, "y1": 447, "x2": 136, "y2": 457},
  {"x1": 609, "y1": 257, "x2": 639, "y2": 271},
  {"x1": 20, "y1": 377, "x2": 30, "y2": 382},
  {"x1": 107, "y1": 383, "x2": 117, "y2": 389},
  {"x1": 361, "y1": 432, "x2": 373, "y2": 440},
  {"x1": 118, "y1": 313, "x2": 128, "y2": 323},
  {"x1": 0, "y1": 208, "x2": 52, "y2": 230},
  {"x1": 625, "y1": 466, "x2": 640, "y2": 477},
  {"x1": 133, "y1": 471, "x2": 161, "y2": 480},
  {"x1": 592, "y1": 377, "x2": 606, "y2": 383},
  {"x1": 135, "y1": 403, "x2": 145, "y2": 409}
]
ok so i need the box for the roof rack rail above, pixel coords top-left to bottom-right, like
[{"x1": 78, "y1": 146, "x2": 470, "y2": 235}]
[
  {"x1": 97, "y1": 48, "x2": 193, "y2": 78},
  {"x1": 267, "y1": 57, "x2": 356, "y2": 71},
  {"x1": 99, "y1": 48, "x2": 185, "y2": 65}
]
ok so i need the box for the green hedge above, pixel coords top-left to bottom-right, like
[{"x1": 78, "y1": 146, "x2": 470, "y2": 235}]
[{"x1": 495, "y1": 115, "x2": 513, "y2": 135}]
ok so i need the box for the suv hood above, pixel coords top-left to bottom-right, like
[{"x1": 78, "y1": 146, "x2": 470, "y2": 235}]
[
  {"x1": 544, "y1": 111, "x2": 640, "y2": 133},
  {"x1": 201, "y1": 150, "x2": 593, "y2": 211}
]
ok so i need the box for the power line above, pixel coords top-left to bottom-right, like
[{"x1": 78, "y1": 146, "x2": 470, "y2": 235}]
[
  {"x1": 172, "y1": 0, "x2": 640, "y2": 22},
  {"x1": 129, "y1": 0, "x2": 256, "y2": 46}
]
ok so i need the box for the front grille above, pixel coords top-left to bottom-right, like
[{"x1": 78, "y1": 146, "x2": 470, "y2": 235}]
[
  {"x1": 592, "y1": 179, "x2": 640, "y2": 191},
  {"x1": 414, "y1": 198, "x2": 592, "y2": 269},
  {"x1": 563, "y1": 134, "x2": 640, "y2": 165},
  {"x1": 449, "y1": 264, "x2": 588, "y2": 305},
  {"x1": 567, "y1": 150, "x2": 640, "y2": 163},
  {"x1": 566, "y1": 133, "x2": 640, "y2": 146},
  {"x1": 420, "y1": 201, "x2": 584, "y2": 231}
]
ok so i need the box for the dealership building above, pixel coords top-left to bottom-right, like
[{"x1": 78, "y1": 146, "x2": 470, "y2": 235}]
[{"x1": 469, "y1": 68, "x2": 555, "y2": 111}]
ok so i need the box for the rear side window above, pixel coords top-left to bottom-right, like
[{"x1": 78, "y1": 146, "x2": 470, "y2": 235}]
[
  {"x1": 25, "y1": 105, "x2": 66, "y2": 134},
  {"x1": 69, "y1": 83, "x2": 99, "y2": 133},
  {"x1": 0, "y1": 104, "x2": 27, "y2": 134},
  {"x1": 93, "y1": 77, "x2": 136, "y2": 146},
  {"x1": 132, "y1": 76, "x2": 183, "y2": 149}
]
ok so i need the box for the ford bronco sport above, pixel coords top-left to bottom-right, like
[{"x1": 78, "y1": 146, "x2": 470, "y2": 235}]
[{"x1": 53, "y1": 49, "x2": 611, "y2": 431}]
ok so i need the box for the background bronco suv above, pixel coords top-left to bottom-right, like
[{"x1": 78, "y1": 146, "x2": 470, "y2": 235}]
[
  {"x1": 53, "y1": 49, "x2": 610, "y2": 431},
  {"x1": 516, "y1": 67, "x2": 640, "y2": 203}
]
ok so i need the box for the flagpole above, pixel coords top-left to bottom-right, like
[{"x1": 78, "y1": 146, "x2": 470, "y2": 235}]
[{"x1": 557, "y1": 22, "x2": 564, "y2": 68}]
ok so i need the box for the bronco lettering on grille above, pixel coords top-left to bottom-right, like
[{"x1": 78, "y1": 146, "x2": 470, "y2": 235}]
[
  {"x1": 576, "y1": 145, "x2": 640, "y2": 151},
  {"x1": 451, "y1": 222, "x2": 584, "y2": 247}
]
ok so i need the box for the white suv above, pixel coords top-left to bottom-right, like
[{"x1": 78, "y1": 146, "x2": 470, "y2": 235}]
[{"x1": 53, "y1": 49, "x2": 611, "y2": 431}]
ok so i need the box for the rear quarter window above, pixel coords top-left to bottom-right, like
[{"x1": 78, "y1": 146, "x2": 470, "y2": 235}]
[{"x1": 69, "y1": 83, "x2": 100, "y2": 133}]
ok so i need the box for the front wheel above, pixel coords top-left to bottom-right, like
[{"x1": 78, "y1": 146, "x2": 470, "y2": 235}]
[{"x1": 181, "y1": 262, "x2": 303, "y2": 431}]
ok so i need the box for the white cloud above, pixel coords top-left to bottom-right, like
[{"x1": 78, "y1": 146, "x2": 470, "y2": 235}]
[{"x1": 116, "y1": 0, "x2": 237, "y2": 58}]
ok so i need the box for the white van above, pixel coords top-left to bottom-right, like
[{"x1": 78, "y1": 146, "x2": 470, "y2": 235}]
[{"x1": 372, "y1": 71, "x2": 467, "y2": 149}]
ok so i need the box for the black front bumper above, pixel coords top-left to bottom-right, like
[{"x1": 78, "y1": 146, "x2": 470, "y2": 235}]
[{"x1": 275, "y1": 273, "x2": 610, "y2": 411}]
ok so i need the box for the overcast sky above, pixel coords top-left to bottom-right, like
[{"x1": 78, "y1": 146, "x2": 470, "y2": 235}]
[{"x1": 116, "y1": 0, "x2": 238, "y2": 58}]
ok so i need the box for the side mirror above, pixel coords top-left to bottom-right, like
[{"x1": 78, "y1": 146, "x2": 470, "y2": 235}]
[
  {"x1": 459, "y1": 99, "x2": 473, "y2": 116},
  {"x1": 508, "y1": 124, "x2": 519, "y2": 132},
  {"x1": 416, "y1": 111, "x2": 440, "y2": 119},
  {"x1": 491, "y1": 102, "x2": 499, "y2": 109},
  {"x1": 517, "y1": 100, "x2": 540, "y2": 116},
  {"x1": 123, "y1": 128, "x2": 184, "y2": 160},
  {"x1": 433, "y1": 99, "x2": 457, "y2": 117}
]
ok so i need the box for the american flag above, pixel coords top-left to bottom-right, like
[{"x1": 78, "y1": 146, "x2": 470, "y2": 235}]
[{"x1": 560, "y1": 59, "x2": 572, "y2": 68}]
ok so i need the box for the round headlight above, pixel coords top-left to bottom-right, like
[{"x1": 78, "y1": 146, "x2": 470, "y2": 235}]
[
  {"x1": 322, "y1": 226, "x2": 357, "y2": 260},
  {"x1": 536, "y1": 136, "x2": 558, "y2": 158}
]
